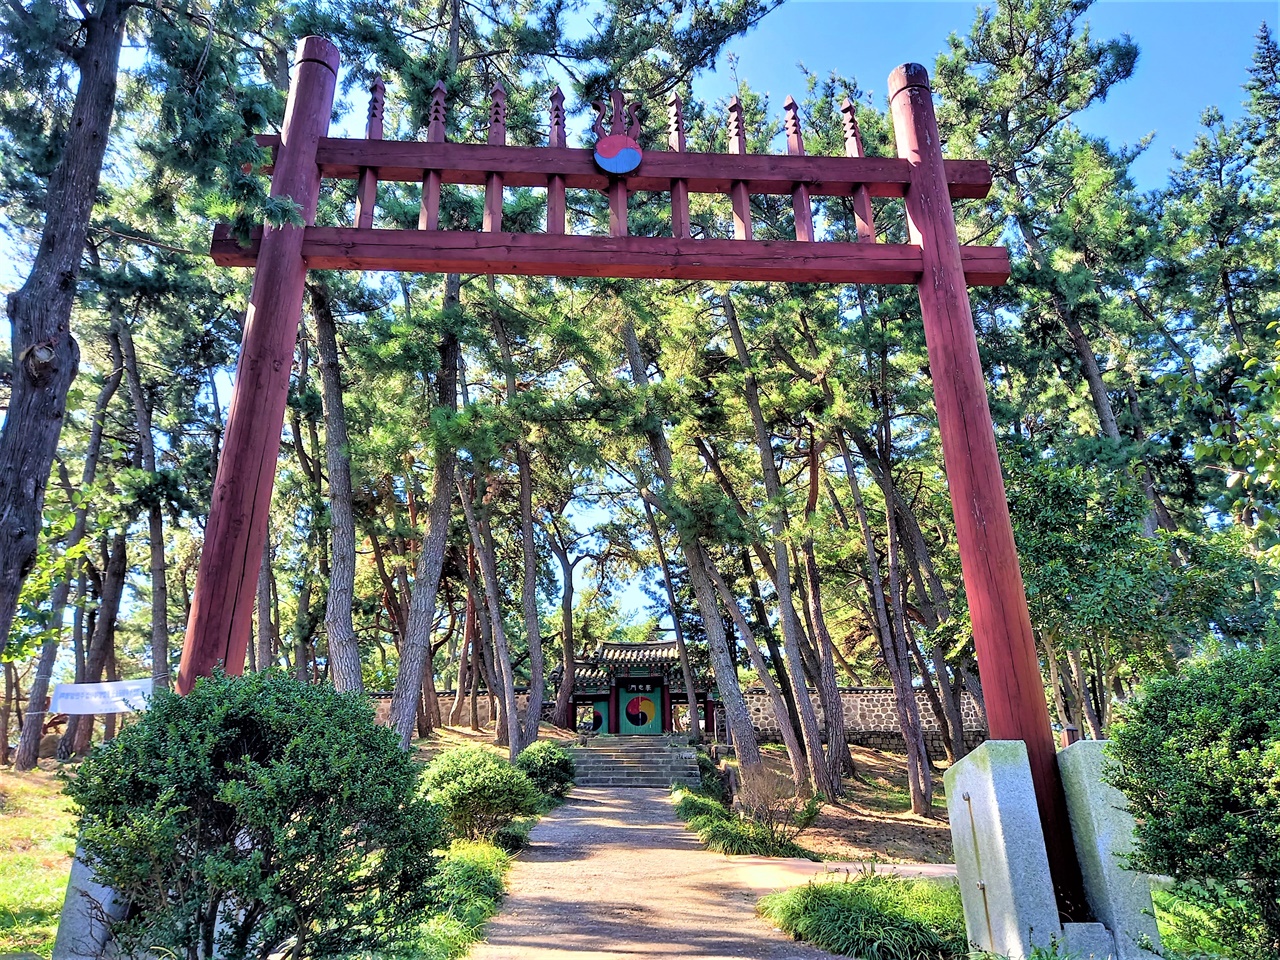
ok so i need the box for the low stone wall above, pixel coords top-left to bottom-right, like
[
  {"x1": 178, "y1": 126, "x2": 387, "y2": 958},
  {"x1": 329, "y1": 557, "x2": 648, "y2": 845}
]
[
  {"x1": 743, "y1": 687, "x2": 986, "y2": 760},
  {"x1": 371, "y1": 692, "x2": 530, "y2": 727}
]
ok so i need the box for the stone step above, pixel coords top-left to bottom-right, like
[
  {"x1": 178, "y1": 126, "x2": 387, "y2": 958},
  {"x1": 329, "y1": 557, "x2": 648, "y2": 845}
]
[{"x1": 576, "y1": 776, "x2": 698, "y2": 788}]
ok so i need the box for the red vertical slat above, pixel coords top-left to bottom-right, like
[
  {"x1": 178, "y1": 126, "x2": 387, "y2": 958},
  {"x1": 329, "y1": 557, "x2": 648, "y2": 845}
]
[
  {"x1": 727, "y1": 97, "x2": 752, "y2": 240},
  {"x1": 419, "y1": 81, "x2": 447, "y2": 231}
]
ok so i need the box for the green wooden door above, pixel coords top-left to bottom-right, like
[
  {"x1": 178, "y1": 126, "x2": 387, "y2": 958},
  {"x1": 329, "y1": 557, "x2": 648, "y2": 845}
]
[
  {"x1": 590, "y1": 699, "x2": 609, "y2": 734},
  {"x1": 620, "y1": 685, "x2": 661, "y2": 734}
]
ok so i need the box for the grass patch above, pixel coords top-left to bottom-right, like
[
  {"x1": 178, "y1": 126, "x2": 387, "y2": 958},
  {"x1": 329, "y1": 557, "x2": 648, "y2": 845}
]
[
  {"x1": 0, "y1": 768, "x2": 77, "y2": 958},
  {"x1": 389, "y1": 840, "x2": 511, "y2": 960},
  {"x1": 671, "y1": 787, "x2": 819, "y2": 860},
  {"x1": 758, "y1": 873, "x2": 967, "y2": 960}
]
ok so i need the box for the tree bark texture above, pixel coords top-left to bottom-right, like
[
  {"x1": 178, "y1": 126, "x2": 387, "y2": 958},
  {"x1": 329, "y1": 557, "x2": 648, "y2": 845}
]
[
  {"x1": 312, "y1": 284, "x2": 362, "y2": 692},
  {"x1": 119, "y1": 322, "x2": 170, "y2": 689},
  {"x1": 388, "y1": 316, "x2": 460, "y2": 748},
  {"x1": 619, "y1": 316, "x2": 761, "y2": 769},
  {"x1": 14, "y1": 338, "x2": 123, "y2": 770},
  {"x1": 60, "y1": 532, "x2": 127, "y2": 758},
  {"x1": 0, "y1": 0, "x2": 127, "y2": 658}
]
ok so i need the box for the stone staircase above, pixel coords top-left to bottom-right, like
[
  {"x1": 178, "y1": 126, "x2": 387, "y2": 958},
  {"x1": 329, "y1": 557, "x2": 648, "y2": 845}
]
[{"x1": 572, "y1": 737, "x2": 701, "y2": 789}]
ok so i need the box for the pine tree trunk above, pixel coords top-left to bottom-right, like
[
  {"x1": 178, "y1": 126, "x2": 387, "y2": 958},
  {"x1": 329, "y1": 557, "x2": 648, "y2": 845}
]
[
  {"x1": 15, "y1": 341, "x2": 122, "y2": 770},
  {"x1": 493, "y1": 314, "x2": 545, "y2": 751},
  {"x1": 708, "y1": 563, "x2": 807, "y2": 790},
  {"x1": 720, "y1": 294, "x2": 831, "y2": 794},
  {"x1": 388, "y1": 315, "x2": 460, "y2": 748},
  {"x1": 619, "y1": 318, "x2": 761, "y2": 770},
  {"x1": 641, "y1": 500, "x2": 701, "y2": 741},
  {"x1": 458, "y1": 476, "x2": 521, "y2": 758},
  {"x1": 256, "y1": 534, "x2": 275, "y2": 671},
  {"x1": 0, "y1": 0, "x2": 127, "y2": 658},
  {"x1": 118, "y1": 324, "x2": 170, "y2": 689},
  {"x1": 549, "y1": 540, "x2": 577, "y2": 731},
  {"x1": 312, "y1": 284, "x2": 362, "y2": 692},
  {"x1": 61, "y1": 532, "x2": 127, "y2": 758}
]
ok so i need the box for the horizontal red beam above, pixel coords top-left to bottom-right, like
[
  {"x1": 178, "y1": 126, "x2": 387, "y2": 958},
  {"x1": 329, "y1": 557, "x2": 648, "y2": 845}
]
[
  {"x1": 210, "y1": 225, "x2": 1011, "y2": 285},
  {"x1": 252, "y1": 135, "x2": 993, "y2": 200}
]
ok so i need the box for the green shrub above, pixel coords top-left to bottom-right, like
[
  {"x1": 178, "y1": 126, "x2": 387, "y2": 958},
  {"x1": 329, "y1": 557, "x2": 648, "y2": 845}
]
[
  {"x1": 1107, "y1": 645, "x2": 1280, "y2": 957},
  {"x1": 494, "y1": 815, "x2": 538, "y2": 853},
  {"x1": 758, "y1": 874, "x2": 968, "y2": 960},
  {"x1": 65, "y1": 670, "x2": 445, "y2": 960},
  {"x1": 515, "y1": 740, "x2": 576, "y2": 798},
  {"x1": 424, "y1": 746, "x2": 541, "y2": 841}
]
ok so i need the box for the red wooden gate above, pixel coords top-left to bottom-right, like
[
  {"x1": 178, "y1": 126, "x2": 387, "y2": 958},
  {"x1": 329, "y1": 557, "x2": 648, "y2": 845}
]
[{"x1": 188, "y1": 36, "x2": 1085, "y2": 916}]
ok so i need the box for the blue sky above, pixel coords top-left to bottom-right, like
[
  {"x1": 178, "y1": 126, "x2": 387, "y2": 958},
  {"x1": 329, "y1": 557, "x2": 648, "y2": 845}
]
[{"x1": 692, "y1": 0, "x2": 1274, "y2": 191}]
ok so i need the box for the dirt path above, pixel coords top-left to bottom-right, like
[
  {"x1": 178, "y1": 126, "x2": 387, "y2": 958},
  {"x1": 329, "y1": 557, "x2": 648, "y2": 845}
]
[{"x1": 469, "y1": 787, "x2": 836, "y2": 959}]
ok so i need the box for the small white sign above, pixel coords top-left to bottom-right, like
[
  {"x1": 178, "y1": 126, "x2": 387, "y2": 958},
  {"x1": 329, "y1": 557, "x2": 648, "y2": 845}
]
[{"x1": 51, "y1": 679, "x2": 153, "y2": 715}]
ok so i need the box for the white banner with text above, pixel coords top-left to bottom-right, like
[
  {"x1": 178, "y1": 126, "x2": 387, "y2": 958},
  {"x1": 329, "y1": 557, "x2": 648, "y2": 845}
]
[{"x1": 50, "y1": 679, "x2": 153, "y2": 715}]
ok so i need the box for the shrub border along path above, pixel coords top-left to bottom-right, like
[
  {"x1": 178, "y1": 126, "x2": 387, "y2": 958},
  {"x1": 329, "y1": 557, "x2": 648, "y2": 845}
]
[{"x1": 470, "y1": 786, "x2": 964, "y2": 959}]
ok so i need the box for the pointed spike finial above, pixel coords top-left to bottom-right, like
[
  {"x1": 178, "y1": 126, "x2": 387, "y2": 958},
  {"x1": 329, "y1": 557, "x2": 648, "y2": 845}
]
[
  {"x1": 427, "y1": 80, "x2": 447, "y2": 143},
  {"x1": 727, "y1": 95, "x2": 746, "y2": 155},
  {"x1": 488, "y1": 82, "x2": 507, "y2": 145},
  {"x1": 591, "y1": 98, "x2": 608, "y2": 138},
  {"x1": 549, "y1": 86, "x2": 566, "y2": 148},
  {"x1": 841, "y1": 97, "x2": 865, "y2": 158},
  {"x1": 366, "y1": 76, "x2": 386, "y2": 139},
  {"x1": 625, "y1": 101, "x2": 641, "y2": 139},
  {"x1": 667, "y1": 91, "x2": 686, "y2": 152},
  {"x1": 783, "y1": 95, "x2": 805, "y2": 156}
]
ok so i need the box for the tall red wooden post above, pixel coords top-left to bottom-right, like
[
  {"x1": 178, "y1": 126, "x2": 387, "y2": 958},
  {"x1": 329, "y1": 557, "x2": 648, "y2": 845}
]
[
  {"x1": 177, "y1": 37, "x2": 339, "y2": 694},
  {"x1": 888, "y1": 62, "x2": 1087, "y2": 918}
]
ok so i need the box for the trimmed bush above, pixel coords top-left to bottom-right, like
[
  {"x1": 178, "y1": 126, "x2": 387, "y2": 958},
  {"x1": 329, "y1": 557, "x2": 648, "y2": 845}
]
[
  {"x1": 424, "y1": 746, "x2": 541, "y2": 841},
  {"x1": 1108, "y1": 644, "x2": 1280, "y2": 957},
  {"x1": 515, "y1": 740, "x2": 575, "y2": 798},
  {"x1": 758, "y1": 874, "x2": 968, "y2": 960},
  {"x1": 65, "y1": 670, "x2": 445, "y2": 960}
]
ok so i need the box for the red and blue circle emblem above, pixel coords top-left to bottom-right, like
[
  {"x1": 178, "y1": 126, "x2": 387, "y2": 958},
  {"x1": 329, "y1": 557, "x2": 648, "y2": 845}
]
[{"x1": 593, "y1": 134, "x2": 643, "y2": 175}]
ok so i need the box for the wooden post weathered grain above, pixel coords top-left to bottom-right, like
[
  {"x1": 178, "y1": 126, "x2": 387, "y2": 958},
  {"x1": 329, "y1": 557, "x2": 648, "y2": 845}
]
[
  {"x1": 354, "y1": 76, "x2": 384, "y2": 229},
  {"x1": 841, "y1": 98, "x2": 876, "y2": 243},
  {"x1": 483, "y1": 83, "x2": 505, "y2": 232},
  {"x1": 783, "y1": 96, "x2": 814, "y2": 242},
  {"x1": 419, "y1": 81, "x2": 446, "y2": 230},
  {"x1": 178, "y1": 36, "x2": 339, "y2": 693},
  {"x1": 668, "y1": 93, "x2": 690, "y2": 239},
  {"x1": 547, "y1": 87, "x2": 567, "y2": 234},
  {"x1": 888, "y1": 61, "x2": 1087, "y2": 919},
  {"x1": 727, "y1": 97, "x2": 752, "y2": 240}
]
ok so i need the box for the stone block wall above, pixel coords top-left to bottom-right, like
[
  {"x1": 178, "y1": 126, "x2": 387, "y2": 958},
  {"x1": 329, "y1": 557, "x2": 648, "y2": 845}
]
[
  {"x1": 371, "y1": 693, "x2": 529, "y2": 727},
  {"x1": 743, "y1": 687, "x2": 986, "y2": 760}
]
